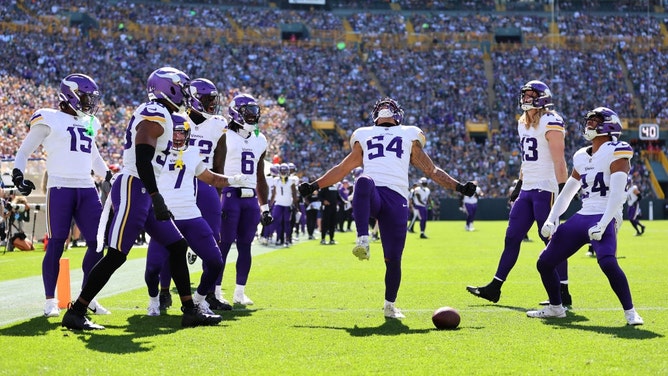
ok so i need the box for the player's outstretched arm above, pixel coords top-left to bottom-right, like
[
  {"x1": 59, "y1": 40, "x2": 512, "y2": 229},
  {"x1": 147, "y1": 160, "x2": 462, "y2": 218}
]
[
  {"x1": 410, "y1": 141, "x2": 475, "y2": 195},
  {"x1": 314, "y1": 143, "x2": 364, "y2": 189}
]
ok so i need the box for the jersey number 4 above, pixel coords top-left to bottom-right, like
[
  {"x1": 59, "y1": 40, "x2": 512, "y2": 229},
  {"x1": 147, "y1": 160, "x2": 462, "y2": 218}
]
[
  {"x1": 580, "y1": 172, "x2": 608, "y2": 199},
  {"x1": 520, "y1": 137, "x2": 538, "y2": 162}
]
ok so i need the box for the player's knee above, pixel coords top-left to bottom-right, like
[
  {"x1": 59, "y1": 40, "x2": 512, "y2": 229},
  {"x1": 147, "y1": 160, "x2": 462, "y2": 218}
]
[
  {"x1": 597, "y1": 255, "x2": 618, "y2": 274},
  {"x1": 166, "y1": 238, "x2": 188, "y2": 255},
  {"x1": 536, "y1": 257, "x2": 554, "y2": 274},
  {"x1": 104, "y1": 247, "x2": 128, "y2": 269}
]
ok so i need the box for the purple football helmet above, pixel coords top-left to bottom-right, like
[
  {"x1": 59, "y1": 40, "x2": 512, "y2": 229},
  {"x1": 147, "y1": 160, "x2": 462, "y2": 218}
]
[
  {"x1": 519, "y1": 80, "x2": 553, "y2": 111},
  {"x1": 229, "y1": 94, "x2": 261, "y2": 134},
  {"x1": 269, "y1": 164, "x2": 279, "y2": 176},
  {"x1": 582, "y1": 107, "x2": 622, "y2": 141},
  {"x1": 278, "y1": 163, "x2": 290, "y2": 177},
  {"x1": 59, "y1": 73, "x2": 100, "y2": 117},
  {"x1": 189, "y1": 78, "x2": 221, "y2": 118},
  {"x1": 372, "y1": 97, "x2": 404, "y2": 125},
  {"x1": 147, "y1": 67, "x2": 190, "y2": 111},
  {"x1": 352, "y1": 167, "x2": 363, "y2": 178},
  {"x1": 170, "y1": 112, "x2": 191, "y2": 151},
  {"x1": 287, "y1": 162, "x2": 296, "y2": 174}
]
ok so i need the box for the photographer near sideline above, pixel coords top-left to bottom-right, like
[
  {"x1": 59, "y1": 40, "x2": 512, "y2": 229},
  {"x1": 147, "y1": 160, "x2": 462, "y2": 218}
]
[{"x1": 4, "y1": 194, "x2": 34, "y2": 251}]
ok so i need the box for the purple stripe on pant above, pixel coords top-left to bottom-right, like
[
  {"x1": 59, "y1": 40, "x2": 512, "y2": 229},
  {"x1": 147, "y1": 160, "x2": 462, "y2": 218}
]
[{"x1": 107, "y1": 174, "x2": 183, "y2": 254}]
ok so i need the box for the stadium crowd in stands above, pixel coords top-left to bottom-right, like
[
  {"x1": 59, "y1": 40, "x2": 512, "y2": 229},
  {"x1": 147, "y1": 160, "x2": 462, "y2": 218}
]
[{"x1": 1, "y1": 0, "x2": 665, "y2": 212}]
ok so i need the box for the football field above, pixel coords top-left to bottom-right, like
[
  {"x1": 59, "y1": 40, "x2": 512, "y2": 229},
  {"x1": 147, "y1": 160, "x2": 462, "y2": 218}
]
[{"x1": 0, "y1": 220, "x2": 666, "y2": 375}]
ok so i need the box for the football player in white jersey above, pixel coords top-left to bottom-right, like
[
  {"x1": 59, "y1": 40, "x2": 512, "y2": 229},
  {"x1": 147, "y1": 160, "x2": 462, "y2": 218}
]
[
  {"x1": 299, "y1": 97, "x2": 476, "y2": 319},
  {"x1": 625, "y1": 182, "x2": 646, "y2": 236},
  {"x1": 462, "y1": 181, "x2": 483, "y2": 231},
  {"x1": 270, "y1": 163, "x2": 298, "y2": 247},
  {"x1": 408, "y1": 177, "x2": 432, "y2": 238},
  {"x1": 467, "y1": 80, "x2": 571, "y2": 306},
  {"x1": 529, "y1": 107, "x2": 643, "y2": 325},
  {"x1": 62, "y1": 67, "x2": 220, "y2": 330},
  {"x1": 213, "y1": 93, "x2": 273, "y2": 306},
  {"x1": 259, "y1": 164, "x2": 280, "y2": 245},
  {"x1": 13, "y1": 73, "x2": 112, "y2": 318},
  {"x1": 174, "y1": 77, "x2": 233, "y2": 311},
  {"x1": 144, "y1": 113, "x2": 248, "y2": 316}
]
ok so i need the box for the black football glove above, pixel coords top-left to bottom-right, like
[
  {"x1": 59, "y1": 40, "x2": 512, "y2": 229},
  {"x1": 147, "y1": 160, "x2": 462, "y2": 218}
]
[
  {"x1": 150, "y1": 193, "x2": 173, "y2": 221},
  {"x1": 12, "y1": 168, "x2": 36, "y2": 196},
  {"x1": 509, "y1": 179, "x2": 522, "y2": 203},
  {"x1": 456, "y1": 181, "x2": 477, "y2": 197},
  {"x1": 298, "y1": 182, "x2": 319, "y2": 197},
  {"x1": 260, "y1": 210, "x2": 273, "y2": 226}
]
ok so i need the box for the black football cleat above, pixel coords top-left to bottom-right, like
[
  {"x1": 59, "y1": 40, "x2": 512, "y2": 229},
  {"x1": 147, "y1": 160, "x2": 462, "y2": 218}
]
[
  {"x1": 62, "y1": 308, "x2": 105, "y2": 330},
  {"x1": 159, "y1": 291, "x2": 172, "y2": 310},
  {"x1": 205, "y1": 293, "x2": 232, "y2": 311},
  {"x1": 466, "y1": 284, "x2": 501, "y2": 303},
  {"x1": 181, "y1": 306, "x2": 222, "y2": 328},
  {"x1": 539, "y1": 286, "x2": 572, "y2": 306}
]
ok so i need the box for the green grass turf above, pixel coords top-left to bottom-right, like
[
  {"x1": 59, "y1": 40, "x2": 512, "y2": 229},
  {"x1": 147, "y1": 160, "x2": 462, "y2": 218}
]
[{"x1": 0, "y1": 221, "x2": 666, "y2": 375}]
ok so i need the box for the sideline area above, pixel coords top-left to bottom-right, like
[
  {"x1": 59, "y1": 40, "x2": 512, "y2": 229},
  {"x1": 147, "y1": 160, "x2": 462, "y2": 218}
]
[{"x1": 0, "y1": 241, "x2": 287, "y2": 326}]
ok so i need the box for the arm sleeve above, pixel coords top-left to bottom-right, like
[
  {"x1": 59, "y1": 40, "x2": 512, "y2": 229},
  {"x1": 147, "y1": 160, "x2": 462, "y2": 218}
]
[
  {"x1": 135, "y1": 144, "x2": 159, "y2": 195},
  {"x1": 91, "y1": 143, "x2": 108, "y2": 177},
  {"x1": 598, "y1": 171, "x2": 628, "y2": 229},
  {"x1": 546, "y1": 176, "x2": 580, "y2": 223},
  {"x1": 14, "y1": 124, "x2": 50, "y2": 172}
]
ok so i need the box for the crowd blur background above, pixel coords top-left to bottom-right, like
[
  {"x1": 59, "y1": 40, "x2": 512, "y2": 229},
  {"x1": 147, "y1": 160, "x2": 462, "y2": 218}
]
[{"x1": 1, "y1": 0, "x2": 667, "y2": 220}]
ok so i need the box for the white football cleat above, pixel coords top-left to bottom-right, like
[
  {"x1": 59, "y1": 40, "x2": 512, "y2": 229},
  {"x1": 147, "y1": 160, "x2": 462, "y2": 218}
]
[
  {"x1": 527, "y1": 305, "x2": 566, "y2": 319},
  {"x1": 147, "y1": 298, "x2": 160, "y2": 317},
  {"x1": 44, "y1": 299, "x2": 60, "y2": 317},
  {"x1": 352, "y1": 235, "x2": 370, "y2": 261},
  {"x1": 88, "y1": 298, "x2": 111, "y2": 315},
  {"x1": 383, "y1": 303, "x2": 405, "y2": 319},
  {"x1": 197, "y1": 300, "x2": 216, "y2": 315},
  {"x1": 624, "y1": 308, "x2": 644, "y2": 326},
  {"x1": 233, "y1": 293, "x2": 254, "y2": 306}
]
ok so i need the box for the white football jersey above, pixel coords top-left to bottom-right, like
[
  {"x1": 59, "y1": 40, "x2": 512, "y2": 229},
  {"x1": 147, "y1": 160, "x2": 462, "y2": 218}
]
[
  {"x1": 412, "y1": 186, "x2": 431, "y2": 207},
  {"x1": 121, "y1": 102, "x2": 174, "y2": 181},
  {"x1": 463, "y1": 186, "x2": 482, "y2": 204},
  {"x1": 223, "y1": 130, "x2": 268, "y2": 189},
  {"x1": 626, "y1": 185, "x2": 639, "y2": 206},
  {"x1": 350, "y1": 125, "x2": 425, "y2": 199},
  {"x1": 267, "y1": 175, "x2": 278, "y2": 196},
  {"x1": 28, "y1": 109, "x2": 102, "y2": 188},
  {"x1": 574, "y1": 141, "x2": 633, "y2": 215},
  {"x1": 188, "y1": 115, "x2": 227, "y2": 169},
  {"x1": 157, "y1": 147, "x2": 207, "y2": 220},
  {"x1": 273, "y1": 176, "x2": 296, "y2": 206},
  {"x1": 518, "y1": 111, "x2": 565, "y2": 193}
]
